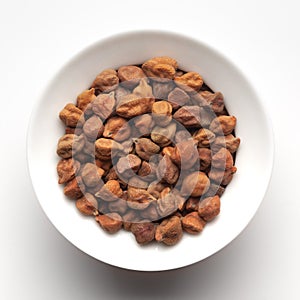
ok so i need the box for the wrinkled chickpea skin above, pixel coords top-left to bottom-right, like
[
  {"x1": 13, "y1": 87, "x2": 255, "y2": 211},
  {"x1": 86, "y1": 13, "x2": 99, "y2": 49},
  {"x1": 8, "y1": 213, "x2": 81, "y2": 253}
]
[
  {"x1": 198, "y1": 196, "x2": 221, "y2": 221},
  {"x1": 57, "y1": 134, "x2": 84, "y2": 159},
  {"x1": 210, "y1": 115, "x2": 237, "y2": 135},
  {"x1": 117, "y1": 65, "x2": 146, "y2": 88},
  {"x1": 156, "y1": 155, "x2": 179, "y2": 185},
  {"x1": 76, "y1": 193, "x2": 98, "y2": 216},
  {"x1": 175, "y1": 72, "x2": 203, "y2": 92},
  {"x1": 127, "y1": 186, "x2": 156, "y2": 210},
  {"x1": 142, "y1": 56, "x2": 178, "y2": 80},
  {"x1": 95, "y1": 180, "x2": 123, "y2": 202},
  {"x1": 181, "y1": 172, "x2": 210, "y2": 197},
  {"x1": 57, "y1": 158, "x2": 80, "y2": 184},
  {"x1": 116, "y1": 154, "x2": 141, "y2": 179},
  {"x1": 95, "y1": 213, "x2": 122, "y2": 234},
  {"x1": 151, "y1": 123, "x2": 177, "y2": 147},
  {"x1": 59, "y1": 103, "x2": 83, "y2": 128},
  {"x1": 173, "y1": 106, "x2": 202, "y2": 128},
  {"x1": 92, "y1": 69, "x2": 119, "y2": 92},
  {"x1": 152, "y1": 101, "x2": 173, "y2": 126},
  {"x1": 170, "y1": 140, "x2": 199, "y2": 170},
  {"x1": 131, "y1": 222, "x2": 156, "y2": 245},
  {"x1": 63, "y1": 176, "x2": 85, "y2": 199},
  {"x1": 157, "y1": 187, "x2": 178, "y2": 217},
  {"x1": 182, "y1": 212, "x2": 206, "y2": 234},
  {"x1": 81, "y1": 163, "x2": 104, "y2": 187},
  {"x1": 134, "y1": 138, "x2": 160, "y2": 161},
  {"x1": 76, "y1": 88, "x2": 97, "y2": 111},
  {"x1": 56, "y1": 55, "x2": 240, "y2": 246},
  {"x1": 103, "y1": 116, "x2": 131, "y2": 141},
  {"x1": 155, "y1": 216, "x2": 183, "y2": 246},
  {"x1": 92, "y1": 92, "x2": 116, "y2": 120}
]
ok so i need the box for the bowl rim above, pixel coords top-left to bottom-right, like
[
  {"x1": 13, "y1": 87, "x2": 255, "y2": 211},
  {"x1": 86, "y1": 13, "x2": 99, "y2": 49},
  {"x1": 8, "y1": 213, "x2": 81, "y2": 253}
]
[{"x1": 27, "y1": 29, "x2": 274, "y2": 271}]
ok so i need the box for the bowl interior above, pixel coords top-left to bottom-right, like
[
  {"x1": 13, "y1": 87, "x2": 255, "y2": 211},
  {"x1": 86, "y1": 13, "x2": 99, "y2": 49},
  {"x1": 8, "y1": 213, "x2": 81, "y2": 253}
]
[{"x1": 27, "y1": 31, "x2": 273, "y2": 271}]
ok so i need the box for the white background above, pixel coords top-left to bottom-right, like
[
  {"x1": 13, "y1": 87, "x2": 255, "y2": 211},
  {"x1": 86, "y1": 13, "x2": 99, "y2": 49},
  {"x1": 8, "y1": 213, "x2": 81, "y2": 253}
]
[{"x1": 1, "y1": 0, "x2": 299, "y2": 299}]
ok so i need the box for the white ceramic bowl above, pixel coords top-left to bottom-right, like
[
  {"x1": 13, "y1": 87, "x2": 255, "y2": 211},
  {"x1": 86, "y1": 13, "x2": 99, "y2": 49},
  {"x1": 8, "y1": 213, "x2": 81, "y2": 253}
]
[{"x1": 27, "y1": 30, "x2": 274, "y2": 271}]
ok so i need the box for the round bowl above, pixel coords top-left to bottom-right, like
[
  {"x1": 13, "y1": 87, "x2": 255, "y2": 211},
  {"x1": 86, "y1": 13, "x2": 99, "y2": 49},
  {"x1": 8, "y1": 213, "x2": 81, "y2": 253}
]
[{"x1": 27, "y1": 30, "x2": 274, "y2": 271}]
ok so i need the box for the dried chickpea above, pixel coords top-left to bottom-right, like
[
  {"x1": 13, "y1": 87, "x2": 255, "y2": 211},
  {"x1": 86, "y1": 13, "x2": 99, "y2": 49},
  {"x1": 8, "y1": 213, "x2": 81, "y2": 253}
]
[
  {"x1": 209, "y1": 116, "x2": 237, "y2": 135},
  {"x1": 168, "y1": 87, "x2": 190, "y2": 110},
  {"x1": 142, "y1": 56, "x2": 178, "y2": 80},
  {"x1": 57, "y1": 158, "x2": 80, "y2": 184},
  {"x1": 103, "y1": 116, "x2": 131, "y2": 141},
  {"x1": 198, "y1": 196, "x2": 221, "y2": 221},
  {"x1": 193, "y1": 128, "x2": 215, "y2": 148},
  {"x1": 198, "y1": 91, "x2": 224, "y2": 113},
  {"x1": 208, "y1": 166, "x2": 237, "y2": 186},
  {"x1": 133, "y1": 114, "x2": 154, "y2": 136},
  {"x1": 59, "y1": 103, "x2": 83, "y2": 128},
  {"x1": 198, "y1": 148, "x2": 212, "y2": 171},
  {"x1": 211, "y1": 148, "x2": 234, "y2": 170},
  {"x1": 76, "y1": 193, "x2": 98, "y2": 216},
  {"x1": 175, "y1": 72, "x2": 203, "y2": 92},
  {"x1": 181, "y1": 172, "x2": 210, "y2": 197},
  {"x1": 152, "y1": 101, "x2": 173, "y2": 126},
  {"x1": 92, "y1": 69, "x2": 119, "y2": 92},
  {"x1": 94, "y1": 138, "x2": 123, "y2": 161},
  {"x1": 182, "y1": 212, "x2": 206, "y2": 234},
  {"x1": 157, "y1": 187, "x2": 178, "y2": 217},
  {"x1": 173, "y1": 106, "x2": 202, "y2": 127},
  {"x1": 95, "y1": 180, "x2": 123, "y2": 202},
  {"x1": 92, "y1": 92, "x2": 116, "y2": 120},
  {"x1": 156, "y1": 155, "x2": 179, "y2": 185},
  {"x1": 57, "y1": 134, "x2": 84, "y2": 159},
  {"x1": 95, "y1": 213, "x2": 122, "y2": 234},
  {"x1": 116, "y1": 154, "x2": 142, "y2": 178},
  {"x1": 155, "y1": 216, "x2": 183, "y2": 246},
  {"x1": 134, "y1": 138, "x2": 160, "y2": 161},
  {"x1": 131, "y1": 222, "x2": 156, "y2": 245},
  {"x1": 83, "y1": 115, "x2": 104, "y2": 140},
  {"x1": 186, "y1": 197, "x2": 200, "y2": 212},
  {"x1": 116, "y1": 93, "x2": 154, "y2": 118},
  {"x1": 127, "y1": 186, "x2": 156, "y2": 210},
  {"x1": 63, "y1": 176, "x2": 84, "y2": 199},
  {"x1": 213, "y1": 134, "x2": 241, "y2": 153},
  {"x1": 81, "y1": 163, "x2": 104, "y2": 187},
  {"x1": 117, "y1": 65, "x2": 145, "y2": 88},
  {"x1": 76, "y1": 88, "x2": 96, "y2": 111},
  {"x1": 151, "y1": 123, "x2": 176, "y2": 147},
  {"x1": 170, "y1": 140, "x2": 199, "y2": 170}
]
